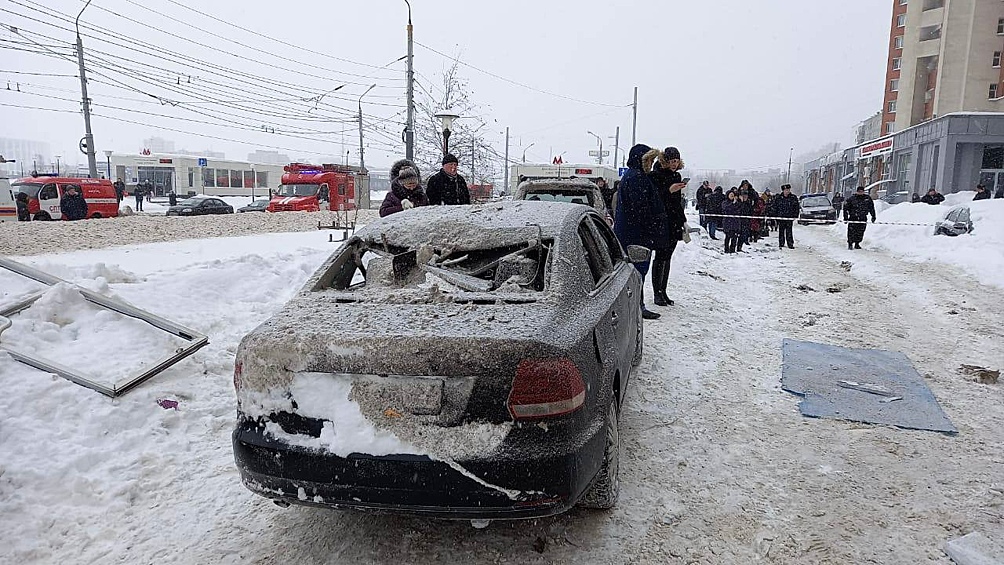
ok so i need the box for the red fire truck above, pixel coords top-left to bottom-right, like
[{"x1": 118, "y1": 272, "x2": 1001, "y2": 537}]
[{"x1": 268, "y1": 163, "x2": 356, "y2": 212}]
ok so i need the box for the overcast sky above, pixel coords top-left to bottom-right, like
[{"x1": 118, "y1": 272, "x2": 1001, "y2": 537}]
[{"x1": 2, "y1": 0, "x2": 891, "y2": 173}]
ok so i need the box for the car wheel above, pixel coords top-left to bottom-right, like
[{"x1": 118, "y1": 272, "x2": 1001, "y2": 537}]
[
  {"x1": 91, "y1": 213, "x2": 102, "y2": 218},
  {"x1": 34, "y1": 212, "x2": 51, "y2": 221},
  {"x1": 578, "y1": 400, "x2": 620, "y2": 509}
]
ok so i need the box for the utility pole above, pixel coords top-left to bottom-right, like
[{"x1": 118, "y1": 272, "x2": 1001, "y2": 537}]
[
  {"x1": 503, "y1": 127, "x2": 509, "y2": 196},
  {"x1": 472, "y1": 136, "x2": 476, "y2": 188},
  {"x1": 786, "y1": 147, "x2": 794, "y2": 184},
  {"x1": 613, "y1": 126, "x2": 620, "y2": 172},
  {"x1": 404, "y1": 1, "x2": 415, "y2": 161},
  {"x1": 587, "y1": 131, "x2": 603, "y2": 165},
  {"x1": 631, "y1": 87, "x2": 638, "y2": 147},
  {"x1": 76, "y1": 0, "x2": 98, "y2": 178},
  {"x1": 358, "y1": 84, "x2": 376, "y2": 171}
]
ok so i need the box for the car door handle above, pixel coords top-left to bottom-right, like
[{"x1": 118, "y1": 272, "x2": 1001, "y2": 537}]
[
  {"x1": 626, "y1": 288, "x2": 633, "y2": 298},
  {"x1": 610, "y1": 311, "x2": 619, "y2": 326}
]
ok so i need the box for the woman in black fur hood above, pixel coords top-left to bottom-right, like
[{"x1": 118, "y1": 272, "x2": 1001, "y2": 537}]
[{"x1": 380, "y1": 159, "x2": 429, "y2": 217}]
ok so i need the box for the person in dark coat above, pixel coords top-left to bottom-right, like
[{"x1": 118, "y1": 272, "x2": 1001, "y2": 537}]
[
  {"x1": 704, "y1": 186, "x2": 726, "y2": 240},
  {"x1": 973, "y1": 184, "x2": 992, "y2": 201},
  {"x1": 995, "y1": 184, "x2": 1004, "y2": 198},
  {"x1": 113, "y1": 179, "x2": 125, "y2": 204},
  {"x1": 695, "y1": 181, "x2": 711, "y2": 227},
  {"x1": 920, "y1": 188, "x2": 945, "y2": 205},
  {"x1": 380, "y1": 159, "x2": 429, "y2": 217},
  {"x1": 911, "y1": 193, "x2": 921, "y2": 203},
  {"x1": 648, "y1": 147, "x2": 688, "y2": 306},
  {"x1": 721, "y1": 190, "x2": 742, "y2": 253},
  {"x1": 614, "y1": 144, "x2": 668, "y2": 320},
  {"x1": 831, "y1": 192, "x2": 844, "y2": 216},
  {"x1": 844, "y1": 186, "x2": 876, "y2": 249},
  {"x1": 426, "y1": 153, "x2": 470, "y2": 205},
  {"x1": 60, "y1": 186, "x2": 88, "y2": 220},
  {"x1": 596, "y1": 177, "x2": 616, "y2": 213},
  {"x1": 15, "y1": 191, "x2": 31, "y2": 221},
  {"x1": 168, "y1": 189, "x2": 177, "y2": 207},
  {"x1": 773, "y1": 184, "x2": 800, "y2": 249},
  {"x1": 133, "y1": 183, "x2": 144, "y2": 211}
]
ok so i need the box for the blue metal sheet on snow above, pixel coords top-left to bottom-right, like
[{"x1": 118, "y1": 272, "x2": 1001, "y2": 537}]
[{"x1": 781, "y1": 339, "x2": 956, "y2": 434}]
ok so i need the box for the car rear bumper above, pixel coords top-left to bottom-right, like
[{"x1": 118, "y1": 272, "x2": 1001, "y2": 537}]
[{"x1": 232, "y1": 418, "x2": 604, "y2": 520}]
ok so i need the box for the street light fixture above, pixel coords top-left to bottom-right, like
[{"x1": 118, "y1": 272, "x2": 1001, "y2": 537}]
[
  {"x1": 522, "y1": 142, "x2": 535, "y2": 163},
  {"x1": 434, "y1": 110, "x2": 460, "y2": 156},
  {"x1": 103, "y1": 150, "x2": 112, "y2": 179},
  {"x1": 587, "y1": 131, "x2": 604, "y2": 165},
  {"x1": 435, "y1": 110, "x2": 460, "y2": 156}
]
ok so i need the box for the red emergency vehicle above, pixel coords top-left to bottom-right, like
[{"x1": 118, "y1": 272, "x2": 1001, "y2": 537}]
[
  {"x1": 268, "y1": 163, "x2": 356, "y2": 212},
  {"x1": 11, "y1": 175, "x2": 119, "y2": 220}
]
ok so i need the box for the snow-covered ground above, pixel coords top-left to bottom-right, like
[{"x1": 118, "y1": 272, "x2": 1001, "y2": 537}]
[{"x1": 0, "y1": 197, "x2": 1002, "y2": 564}]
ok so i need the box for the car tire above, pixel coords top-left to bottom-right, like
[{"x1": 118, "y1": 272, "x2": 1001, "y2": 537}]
[
  {"x1": 578, "y1": 400, "x2": 620, "y2": 510},
  {"x1": 34, "y1": 212, "x2": 50, "y2": 221}
]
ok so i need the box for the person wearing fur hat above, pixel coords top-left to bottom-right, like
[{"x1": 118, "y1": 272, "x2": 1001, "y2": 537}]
[
  {"x1": 614, "y1": 144, "x2": 669, "y2": 320},
  {"x1": 426, "y1": 153, "x2": 470, "y2": 206},
  {"x1": 647, "y1": 146, "x2": 688, "y2": 306},
  {"x1": 380, "y1": 159, "x2": 429, "y2": 217}
]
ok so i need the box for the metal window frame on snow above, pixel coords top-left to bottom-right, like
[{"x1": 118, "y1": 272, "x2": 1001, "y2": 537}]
[{"x1": 0, "y1": 256, "x2": 209, "y2": 397}]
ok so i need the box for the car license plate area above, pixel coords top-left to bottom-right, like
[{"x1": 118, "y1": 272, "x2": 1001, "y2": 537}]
[{"x1": 351, "y1": 376, "x2": 444, "y2": 416}]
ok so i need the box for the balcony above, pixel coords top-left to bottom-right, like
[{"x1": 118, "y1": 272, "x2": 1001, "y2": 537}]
[{"x1": 920, "y1": 24, "x2": 942, "y2": 42}]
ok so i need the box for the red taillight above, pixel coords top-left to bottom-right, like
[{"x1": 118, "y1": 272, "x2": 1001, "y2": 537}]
[
  {"x1": 507, "y1": 358, "x2": 586, "y2": 420},
  {"x1": 233, "y1": 360, "x2": 243, "y2": 393}
]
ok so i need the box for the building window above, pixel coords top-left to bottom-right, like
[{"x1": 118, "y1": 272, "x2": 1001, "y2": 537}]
[
  {"x1": 894, "y1": 36, "x2": 904, "y2": 49},
  {"x1": 885, "y1": 122, "x2": 896, "y2": 134},
  {"x1": 897, "y1": 14, "x2": 906, "y2": 27},
  {"x1": 889, "y1": 100, "x2": 898, "y2": 113},
  {"x1": 891, "y1": 78, "x2": 900, "y2": 91},
  {"x1": 990, "y1": 83, "x2": 1000, "y2": 99},
  {"x1": 998, "y1": 18, "x2": 1004, "y2": 35},
  {"x1": 919, "y1": 25, "x2": 942, "y2": 41},
  {"x1": 202, "y1": 168, "x2": 215, "y2": 188},
  {"x1": 982, "y1": 146, "x2": 1004, "y2": 169},
  {"x1": 995, "y1": 51, "x2": 1002, "y2": 68},
  {"x1": 256, "y1": 171, "x2": 268, "y2": 188},
  {"x1": 892, "y1": 57, "x2": 902, "y2": 71},
  {"x1": 187, "y1": 167, "x2": 194, "y2": 188}
]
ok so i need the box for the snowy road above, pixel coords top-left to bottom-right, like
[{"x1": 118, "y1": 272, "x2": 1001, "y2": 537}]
[{"x1": 1, "y1": 211, "x2": 1002, "y2": 564}]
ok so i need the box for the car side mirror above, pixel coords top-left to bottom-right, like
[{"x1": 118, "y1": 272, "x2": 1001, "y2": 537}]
[{"x1": 625, "y1": 245, "x2": 651, "y2": 264}]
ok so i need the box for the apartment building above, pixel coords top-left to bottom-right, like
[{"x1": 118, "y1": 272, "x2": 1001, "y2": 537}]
[{"x1": 882, "y1": 0, "x2": 1004, "y2": 135}]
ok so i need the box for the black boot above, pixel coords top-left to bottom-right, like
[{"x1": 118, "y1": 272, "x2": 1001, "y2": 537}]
[
  {"x1": 642, "y1": 306, "x2": 661, "y2": 320},
  {"x1": 848, "y1": 242, "x2": 853, "y2": 250},
  {"x1": 854, "y1": 243, "x2": 861, "y2": 249},
  {"x1": 652, "y1": 260, "x2": 672, "y2": 306}
]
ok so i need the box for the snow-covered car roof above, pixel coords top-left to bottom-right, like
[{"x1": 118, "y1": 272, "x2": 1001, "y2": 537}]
[{"x1": 355, "y1": 200, "x2": 574, "y2": 251}]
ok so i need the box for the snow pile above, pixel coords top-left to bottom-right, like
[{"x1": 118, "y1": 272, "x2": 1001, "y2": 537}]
[{"x1": 823, "y1": 192, "x2": 1004, "y2": 289}]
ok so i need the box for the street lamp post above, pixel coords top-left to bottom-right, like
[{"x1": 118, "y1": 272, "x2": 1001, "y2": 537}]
[
  {"x1": 434, "y1": 110, "x2": 460, "y2": 157},
  {"x1": 358, "y1": 84, "x2": 376, "y2": 171},
  {"x1": 522, "y1": 142, "x2": 535, "y2": 163},
  {"x1": 103, "y1": 150, "x2": 112, "y2": 179},
  {"x1": 251, "y1": 166, "x2": 255, "y2": 201},
  {"x1": 55, "y1": 155, "x2": 61, "y2": 175},
  {"x1": 587, "y1": 131, "x2": 603, "y2": 165}
]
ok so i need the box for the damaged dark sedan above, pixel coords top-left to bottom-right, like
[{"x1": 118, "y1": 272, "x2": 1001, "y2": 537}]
[{"x1": 232, "y1": 201, "x2": 647, "y2": 521}]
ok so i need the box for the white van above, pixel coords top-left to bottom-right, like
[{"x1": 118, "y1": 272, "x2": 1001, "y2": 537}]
[{"x1": 0, "y1": 178, "x2": 15, "y2": 221}]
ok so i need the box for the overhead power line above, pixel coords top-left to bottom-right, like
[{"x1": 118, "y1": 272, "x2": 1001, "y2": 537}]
[{"x1": 415, "y1": 41, "x2": 630, "y2": 108}]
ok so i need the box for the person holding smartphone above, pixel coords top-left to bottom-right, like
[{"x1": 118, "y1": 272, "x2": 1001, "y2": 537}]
[{"x1": 647, "y1": 146, "x2": 689, "y2": 306}]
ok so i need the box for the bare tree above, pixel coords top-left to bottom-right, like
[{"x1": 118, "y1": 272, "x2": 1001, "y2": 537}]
[{"x1": 414, "y1": 58, "x2": 502, "y2": 193}]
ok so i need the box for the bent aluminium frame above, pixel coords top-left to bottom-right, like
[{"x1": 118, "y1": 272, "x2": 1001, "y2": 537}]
[{"x1": 0, "y1": 256, "x2": 209, "y2": 397}]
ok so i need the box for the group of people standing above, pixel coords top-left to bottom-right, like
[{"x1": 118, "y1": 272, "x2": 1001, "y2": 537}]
[
  {"x1": 379, "y1": 153, "x2": 471, "y2": 217},
  {"x1": 695, "y1": 181, "x2": 801, "y2": 253}
]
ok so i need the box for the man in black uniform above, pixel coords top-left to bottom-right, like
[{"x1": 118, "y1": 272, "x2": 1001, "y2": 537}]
[
  {"x1": 844, "y1": 186, "x2": 876, "y2": 250},
  {"x1": 773, "y1": 184, "x2": 800, "y2": 249},
  {"x1": 426, "y1": 153, "x2": 470, "y2": 205}
]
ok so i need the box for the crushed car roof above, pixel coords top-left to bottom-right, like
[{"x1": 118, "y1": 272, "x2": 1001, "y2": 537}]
[{"x1": 355, "y1": 201, "x2": 582, "y2": 249}]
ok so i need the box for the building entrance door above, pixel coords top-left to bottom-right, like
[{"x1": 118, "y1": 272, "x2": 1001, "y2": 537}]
[
  {"x1": 137, "y1": 167, "x2": 174, "y2": 196},
  {"x1": 978, "y1": 169, "x2": 1004, "y2": 195}
]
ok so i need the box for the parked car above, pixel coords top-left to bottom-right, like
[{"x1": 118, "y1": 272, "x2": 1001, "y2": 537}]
[
  {"x1": 933, "y1": 205, "x2": 973, "y2": 236},
  {"x1": 797, "y1": 193, "x2": 836, "y2": 225},
  {"x1": 166, "y1": 196, "x2": 233, "y2": 216},
  {"x1": 232, "y1": 201, "x2": 649, "y2": 520},
  {"x1": 514, "y1": 179, "x2": 609, "y2": 220},
  {"x1": 237, "y1": 199, "x2": 270, "y2": 213}
]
